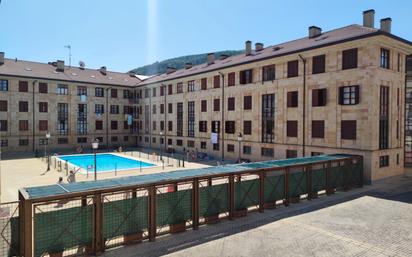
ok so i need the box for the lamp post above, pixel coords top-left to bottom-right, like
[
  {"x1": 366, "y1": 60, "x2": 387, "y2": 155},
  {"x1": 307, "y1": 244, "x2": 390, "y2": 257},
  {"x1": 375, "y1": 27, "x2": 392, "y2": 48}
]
[
  {"x1": 45, "y1": 132, "x2": 51, "y2": 171},
  {"x1": 92, "y1": 139, "x2": 99, "y2": 181},
  {"x1": 237, "y1": 132, "x2": 243, "y2": 163}
]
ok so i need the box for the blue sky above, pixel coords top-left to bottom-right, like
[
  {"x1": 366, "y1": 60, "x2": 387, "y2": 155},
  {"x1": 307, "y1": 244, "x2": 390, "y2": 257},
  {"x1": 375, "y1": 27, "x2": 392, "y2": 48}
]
[{"x1": 0, "y1": 0, "x2": 411, "y2": 72}]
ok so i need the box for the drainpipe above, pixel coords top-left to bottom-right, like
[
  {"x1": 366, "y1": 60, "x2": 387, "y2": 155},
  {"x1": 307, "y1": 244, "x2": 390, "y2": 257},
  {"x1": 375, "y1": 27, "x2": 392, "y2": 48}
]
[
  {"x1": 32, "y1": 80, "x2": 37, "y2": 154},
  {"x1": 149, "y1": 88, "x2": 152, "y2": 150},
  {"x1": 218, "y1": 72, "x2": 225, "y2": 161},
  {"x1": 162, "y1": 84, "x2": 167, "y2": 153},
  {"x1": 105, "y1": 87, "x2": 112, "y2": 151},
  {"x1": 298, "y1": 54, "x2": 307, "y2": 157}
]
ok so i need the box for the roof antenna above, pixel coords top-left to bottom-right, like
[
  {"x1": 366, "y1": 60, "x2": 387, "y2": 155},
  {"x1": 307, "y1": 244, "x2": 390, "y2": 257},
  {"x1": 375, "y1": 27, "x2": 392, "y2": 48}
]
[{"x1": 64, "y1": 45, "x2": 72, "y2": 67}]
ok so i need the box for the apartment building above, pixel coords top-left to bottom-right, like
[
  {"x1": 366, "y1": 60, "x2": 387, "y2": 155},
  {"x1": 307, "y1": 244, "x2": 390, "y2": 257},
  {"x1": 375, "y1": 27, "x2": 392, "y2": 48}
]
[
  {"x1": 405, "y1": 55, "x2": 412, "y2": 167},
  {"x1": 0, "y1": 57, "x2": 141, "y2": 153},
  {"x1": 136, "y1": 10, "x2": 412, "y2": 182}
]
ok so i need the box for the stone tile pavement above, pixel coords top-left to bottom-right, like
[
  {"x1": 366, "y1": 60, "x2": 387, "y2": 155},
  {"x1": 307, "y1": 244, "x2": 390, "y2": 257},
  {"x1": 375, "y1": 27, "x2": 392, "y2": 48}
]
[{"x1": 102, "y1": 176, "x2": 412, "y2": 257}]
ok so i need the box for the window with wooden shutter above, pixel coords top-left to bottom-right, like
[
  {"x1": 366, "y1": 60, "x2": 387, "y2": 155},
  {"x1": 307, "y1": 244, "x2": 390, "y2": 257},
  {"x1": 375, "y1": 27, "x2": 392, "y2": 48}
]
[
  {"x1": 95, "y1": 120, "x2": 103, "y2": 130},
  {"x1": 311, "y1": 120, "x2": 325, "y2": 138},
  {"x1": 262, "y1": 65, "x2": 276, "y2": 81},
  {"x1": 287, "y1": 91, "x2": 298, "y2": 107},
  {"x1": 227, "y1": 144, "x2": 235, "y2": 152},
  {"x1": 39, "y1": 82, "x2": 48, "y2": 93},
  {"x1": 201, "y1": 78, "x2": 207, "y2": 90},
  {"x1": 19, "y1": 81, "x2": 29, "y2": 92},
  {"x1": 168, "y1": 103, "x2": 173, "y2": 113},
  {"x1": 339, "y1": 85, "x2": 359, "y2": 105},
  {"x1": 39, "y1": 120, "x2": 48, "y2": 131},
  {"x1": 19, "y1": 101, "x2": 28, "y2": 112},
  {"x1": 225, "y1": 121, "x2": 236, "y2": 134},
  {"x1": 228, "y1": 72, "x2": 236, "y2": 86},
  {"x1": 312, "y1": 54, "x2": 325, "y2": 74},
  {"x1": 168, "y1": 121, "x2": 173, "y2": 131},
  {"x1": 213, "y1": 75, "x2": 220, "y2": 88},
  {"x1": 160, "y1": 86, "x2": 165, "y2": 96},
  {"x1": 0, "y1": 120, "x2": 7, "y2": 131},
  {"x1": 287, "y1": 60, "x2": 299, "y2": 77},
  {"x1": 287, "y1": 120, "x2": 298, "y2": 137},
  {"x1": 239, "y1": 69, "x2": 253, "y2": 84},
  {"x1": 312, "y1": 88, "x2": 327, "y2": 106},
  {"x1": 341, "y1": 120, "x2": 357, "y2": 140},
  {"x1": 177, "y1": 82, "x2": 183, "y2": 93},
  {"x1": 201, "y1": 100, "x2": 207, "y2": 112},
  {"x1": 19, "y1": 120, "x2": 29, "y2": 131},
  {"x1": 111, "y1": 88, "x2": 118, "y2": 98},
  {"x1": 212, "y1": 121, "x2": 220, "y2": 133},
  {"x1": 380, "y1": 48, "x2": 390, "y2": 69},
  {"x1": 0, "y1": 101, "x2": 7, "y2": 112},
  {"x1": 111, "y1": 120, "x2": 118, "y2": 130},
  {"x1": 199, "y1": 121, "x2": 208, "y2": 132},
  {"x1": 342, "y1": 48, "x2": 358, "y2": 70},
  {"x1": 244, "y1": 95, "x2": 252, "y2": 110},
  {"x1": 286, "y1": 150, "x2": 298, "y2": 159},
  {"x1": 243, "y1": 120, "x2": 252, "y2": 135},
  {"x1": 228, "y1": 97, "x2": 235, "y2": 111},
  {"x1": 168, "y1": 84, "x2": 173, "y2": 95},
  {"x1": 160, "y1": 104, "x2": 164, "y2": 114},
  {"x1": 213, "y1": 99, "x2": 220, "y2": 111}
]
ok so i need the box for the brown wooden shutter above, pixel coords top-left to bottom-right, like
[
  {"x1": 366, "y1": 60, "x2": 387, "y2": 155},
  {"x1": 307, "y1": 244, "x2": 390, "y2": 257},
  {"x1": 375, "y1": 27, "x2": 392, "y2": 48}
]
[
  {"x1": 213, "y1": 75, "x2": 220, "y2": 88},
  {"x1": 312, "y1": 89, "x2": 319, "y2": 106},
  {"x1": 354, "y1": 85, "x2": 360, "y2": 104},
  {"x1": 311, "y1": 120, "x2": 325, "y2": 138},
  {"x1": 201, "y1": 78, "x2": 207, "y2": 90},
  {"x1": 287, "y1": 121, "x2": 298, "y2": 137},
  {"x1": 341, "y1": 120, "x2": 357, "y2": 139},
  {"x1": 243, "y1": 120, "x2": 252, "y2": 135},
  {"x1": 320, "y1": 88, "x2": 327, "y2": 106}
]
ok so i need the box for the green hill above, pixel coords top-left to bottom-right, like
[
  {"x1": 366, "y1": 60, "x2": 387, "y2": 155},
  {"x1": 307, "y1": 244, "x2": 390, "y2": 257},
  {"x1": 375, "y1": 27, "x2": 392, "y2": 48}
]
[{"x1": 131, "y1": 50, "x2": 243, "y2": 76}]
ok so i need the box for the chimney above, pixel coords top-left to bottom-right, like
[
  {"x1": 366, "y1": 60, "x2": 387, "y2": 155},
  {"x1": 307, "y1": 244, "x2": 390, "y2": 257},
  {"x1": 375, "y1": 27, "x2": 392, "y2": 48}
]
[
  {"x1": 128, "y1": 71, "x2": 136, "y2": 77},
  {"x1": 245, "y1": 41, "x2": 252, "y2": 56},
  {"x1": 166, "y1": 66, "x2": 176, "y2": 74},
  {"x1": 99, "y1": 66, "x2": 107, "y2": 75},
  {"x1": 363, "y1": 9, "x2": 375, "y2": 28},
  {"x1": 255, "y1": 43, "x2": 264, "y2": 51},
  {"x1": 308, "y1": 26, "x2": 322, "y2": 38},
  {"x1": 56, "y1": 60, "x2": 65, "y2": 72},
  {"x1": 220, "y1": 54, "x2": 229, "y2": 60},
  {"x1": 207, "y1": 53, "x2": 215, "y2": 65},
  {"x1": 0, "y1": 52, "x2": 4, "y2": 65},
  {"x1": 185, "y1": 62, "x2": 193, "y2": 69},
  {"x1": 380, "y1": 18, "x2": 392, "y2": 33}
]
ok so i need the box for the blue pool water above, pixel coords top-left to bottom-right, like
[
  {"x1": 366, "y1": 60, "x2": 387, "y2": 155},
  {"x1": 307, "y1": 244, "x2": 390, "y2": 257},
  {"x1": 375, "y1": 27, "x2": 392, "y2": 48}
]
[{"x1": 59, "y1": 154, "x2": 155, "y2": 172}]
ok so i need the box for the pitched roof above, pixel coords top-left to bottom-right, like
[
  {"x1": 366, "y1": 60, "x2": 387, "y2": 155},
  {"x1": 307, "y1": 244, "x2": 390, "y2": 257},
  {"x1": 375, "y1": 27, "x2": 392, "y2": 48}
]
[
  {"x1": 139, "y1": 24, "x2": 412, "y2": 86},
  {"x1": 0, "y1": 59, "x2": 141, "y2": 87}
]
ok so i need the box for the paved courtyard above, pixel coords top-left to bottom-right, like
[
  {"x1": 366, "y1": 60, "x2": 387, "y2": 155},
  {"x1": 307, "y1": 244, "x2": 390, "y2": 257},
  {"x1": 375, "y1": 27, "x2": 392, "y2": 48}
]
[{"x1": 102, "y1": 175, "x2": 412, "y2": 257}]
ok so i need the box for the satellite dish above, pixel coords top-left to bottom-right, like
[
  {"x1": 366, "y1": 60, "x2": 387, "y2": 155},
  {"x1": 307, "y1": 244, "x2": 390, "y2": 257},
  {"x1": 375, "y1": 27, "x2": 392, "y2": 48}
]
[{"x1": 79, "y1": 61, "x2": 85, "y2": 69}]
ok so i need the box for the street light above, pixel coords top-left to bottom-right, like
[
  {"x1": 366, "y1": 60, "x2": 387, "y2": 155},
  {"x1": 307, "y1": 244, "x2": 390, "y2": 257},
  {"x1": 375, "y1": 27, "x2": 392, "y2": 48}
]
[
  {"x1": 237, "y1": 132, "x2": 243, "y2": 163},
  {"x1": 45, "y1": 132, "x2": 51, "y2": 171},
  {"x1": 92, "y1": 139, "x2": 99, "y2": 181}
]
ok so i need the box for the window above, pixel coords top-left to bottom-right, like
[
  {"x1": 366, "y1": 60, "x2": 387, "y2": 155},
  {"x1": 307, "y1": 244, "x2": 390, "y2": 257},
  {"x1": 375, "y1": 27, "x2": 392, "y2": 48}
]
[
  {"x1": 19, "y1": 139, "x2": 29, "y2": 146},
  {"x1": 19, "y1": 120, "x2": 29, "y2": 131},
  {"x1": 228, "y1": 72, "x2": 235, "y2": 86},
  {"x1": 239, "y1": 69, "x2": 253, "y2": 84},
  {"x1": 201, "y1": 78, "x2": 207, "y2": 90},
  {"x1": 312, "y1": 88, "x2": 327, "y2": 106},
  {"x1": 213, "y1": 75, "x2": 220, "y2": 88},
  {"x1": 261, "y1": 147, "x2": 274, "y2": 157},
  {"x1": 342, "y1": 48, "x2": 358, "y2": 70},
  {"x1": 187, "y1": 140, "x2": 195, "y2": 148},
  {"x1": 341, "y1": 120, "x2": 357, "y2": 140},
  {"x1": 228, "y1": 97, "x2": 235, "y2": 111},
  {"x1": 287, "y1": 60, "x2": 299, "y2": 77},
  {"x1": 168, "y1": 139, "x2": 172, "y2": 145},
  {"x1": 262, "y1": 94, "x2": 275, "y2": 143},
  {"x1": 152, "y1": 121, "x2": 156, "y2": 130},
  {"x1": 38, "y1": 82, "x2": 48, "y2": 93},
  {"x1": 110, "y1": 105, "x2": 119, "y2": 114},
  {"x1": 262, "y1": 65, "x2": 276, "y2": 81},
  {"x1": 187, "y1": 81, "x2": 195, "y2": 92},
  {"x1": 177, "y1": 102, "x2": 183, "y2": 136},
  {"x1": 95, "y1": 87, "x2": 104, "y2": 97},
  {"x1": 339, "y1": 86, "x2": 359, "y2": 105},
  {"x1": 123, "y1": 89, "x2": 130, "y2": 99},
  {"x1": 225, "y1": 121, "x2": 236, "y2": 134},
  {"x1": 57, "y1": 138, "x2": 68, "y2": 145},
  {"x1": 311, "y1": 152, "x2": 323, "y2": 156},
  {"x1": 287, "y1": 121, "x2": 298, "y2": 137},
  {"x1": 176, "y1": 139, "x2": 183, "y2": 146},
  {"x1": 160, "y1": 121, "x2": 164, "y2": 131},
  {"x1": 188, "y1": 101, "x2": 195, "y2": 137},
  {"x1": 213, "y1": 99, "x2": 220, "y2": 111},
  {"x1": 168, "y1": 121, "x2": 173, "y2": 132},
  {"x1": 312, "y1": 120, "x2": 325, "y2": 138},
  {"x1": 159, "y1": 86, "x2": 165, "y2": 96},
  {"x1": 227, "y1": 144, "x2": 235, "y2": 152},
  {"x1": 160, "y1": 104, "x2": 164, "y2": 114},
  {"x1": 77, "y1": 86, "x2": 87, "y2": 96},
  {"x1": 199, "y1": 121, "x2": 208, "y2": 132},
  {"x1": 168, "y1": 103, "x2": 173, "y2": 113},
  {"x1": 57, "y1": 84, "x2": 68, "y2": 95},
  {"x1": 201, "y1": 141, "x2": 207, "y2": 149},
  {"x1": 244, "y1": 95, "x2": 252, "y2": 110},
  {"x1": 123, "y1": 106, "x2": 130, "y2": 114},
  {"x1": 243, "y1": 145, "x2": 252, "y2": 155},
  {"x1": 286, "y1": 150, "x2": 298, "y2": 159},
  {"x1": 177, "y1": 82, "x2": 184, "y2": 93},
  {"x1": 201, "y1": 100, "x2": 207, "y2": 112},
  {"x1": 0, "y1": 80, "x2": 8, "y2": 91},
  {"x1": 287, "y1": 91, "x2": 298, "y2": 107},
  {"x1": 124, "y1": 136, "x2": 129, "y2": 142},
  {"x1": 212, "y1": 121, "x2": 220, "y2": 133},
  {"x1": 312, "y1": 54, "x2": 326, "y2": 74},
  {"x1": 111, "y1": 120, "x2": 118, "y2": 130},
  {"x1": 379, "y1": 86, "x2": 389, "y2": 149},
  {"x1": 95, "y1": 104, "x2": 104, "y2": 114},
  {"x1": 124, "y1": 121, "x2": 129, "y2": 130},
  {"x1": 243, "y1": 121, "x2": 252, "y2": 135},
  {"x1": 168, "y1": 84, "x2": 173, "y2": 95},
  {"x1": 39, "y1": 139, "x2": 48, "y2": 146},
  {"x1": 95, "y1": 120, "x2": 103, "y2": 130},
  {"x1": 152, "y1": 105, "x2": 156, "y2": 114},
  {"x1": 379, "y1": 155, "x2": 389, "y2": 167},
  {"x1": 0, "y1": 120, "x2": 7, "y2": 131},
  {"x1": 0, "y1": 101, "x2": 7, "y2": 112},
  {"x1": 37, "y1": 102, "x2": 47, "y2": 113},
  {"x1": 39, "y1": 120, "x2": 48, "y2": 131},
  {"x1": 77, "y1": 137, "x2": 87, "y2": 143},
  {"x1": 19, "y1": 81, "x2": 28, "y2": 92},
  {"x1": 380, "y1": 48, "x2": 390, "y2": 69},
  {"x1": 19, "y1": 101, "x2": 28, "y2": 112},
  {"x1": 397, "y1": 53, "x2": 401, "y2": 72},
  {"x1": 152, "y1": 87, "x2": 156, "y2": 97},
  {"x1": 213, "y1": 143, "x2": 220, "y2": 151},
  {"x1": 111, "y1": 88, "x2": 118, "y2": 98}
]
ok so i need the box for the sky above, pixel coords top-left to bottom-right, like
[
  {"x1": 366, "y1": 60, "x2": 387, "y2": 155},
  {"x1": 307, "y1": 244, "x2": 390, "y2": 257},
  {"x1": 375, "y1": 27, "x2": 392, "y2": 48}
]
[{"x1": 0, "y1": 0, "x2": 411, "y2": 72}]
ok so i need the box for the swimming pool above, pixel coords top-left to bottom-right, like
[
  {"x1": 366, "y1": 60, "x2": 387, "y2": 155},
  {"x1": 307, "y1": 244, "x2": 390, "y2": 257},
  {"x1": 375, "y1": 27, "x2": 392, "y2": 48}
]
[{"x1": 58, "y1": 153, "x2": 156, "y2": 172}]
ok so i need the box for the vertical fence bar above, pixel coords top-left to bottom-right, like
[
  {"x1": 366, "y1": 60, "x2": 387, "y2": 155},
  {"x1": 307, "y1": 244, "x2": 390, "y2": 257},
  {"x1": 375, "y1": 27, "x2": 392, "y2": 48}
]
[
  {"x1": 259, "y1": 172, "x2": 265, "y2": 213},
  {"x1": 306, "y1": 165, "x2": 312, "y2": 201},
  {"x1": 326, "y1": 161, "x2": 332, "y2": 195},
  {"x1": 148, "y1": 186, "x2": 156, "y2": 242},
  {"x1": 93, "y1": 193, "x2": 104, "y2": 255},
  {"x1": 192, "y1": 178, "x2": 199, "y2": 230},
  {"x1": 228, "y1": 175, "x2": 235, "y2": 220},
  {"x1": 19, "y1": 191, "x2": 33, "y2": 257},
  {"x1": 284, "y1": 168, "x2": 290, "y2": 206}
]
